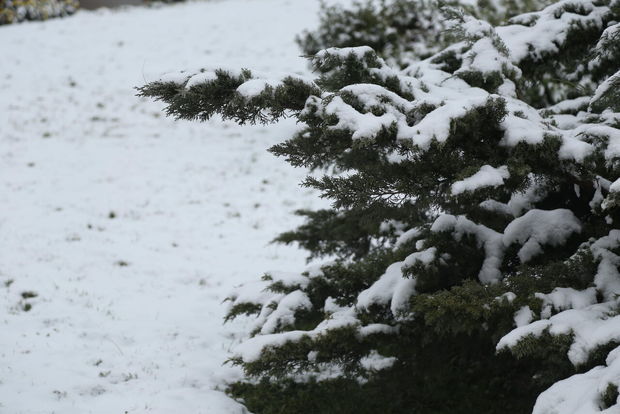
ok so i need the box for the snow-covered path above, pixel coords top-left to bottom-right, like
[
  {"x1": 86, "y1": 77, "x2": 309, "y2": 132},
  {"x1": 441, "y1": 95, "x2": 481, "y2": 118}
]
[{"x1": 0, "y1": 1, "x2": 321, "y2": 412}]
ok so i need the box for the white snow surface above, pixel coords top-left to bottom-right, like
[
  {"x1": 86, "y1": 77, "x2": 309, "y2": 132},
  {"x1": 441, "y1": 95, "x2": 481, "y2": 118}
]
[
  {"x1": 502, "y1": 209, "x2": 582, "y2": 262},
  {"x1": 259, "y1": 290, "x2": 312, "y2": 335},
  {"x1": 533, "y1": 346, "x2": 620, "y2": 414},
  {"x1": 393, "y1": 227, "x2": 421, "y2": 249},
  {"x1": 234, "y1": 301, "x2": 360, "y2": 363},
  {"x1": 0, "y1": 1, "x2": 324, "y2": 413},
  {"x1": 356, "y1": 260, "x2": 416, "y2": 316},
  {"x1": 514, "y1": 306, "x2": 534, "y2": 327},
  {"x1": 359, "y1": 350, "x2": 397, "y2": 372},
  {"x1": 536, "y1": 287, "x2": 598, "y2": 318},
  {"x1": 431, "y1": 214, "x2": 504, "y2": 284},
  {"x1": 451, "y1": 165, "x2": 510, "y2": 195},
  {"x1": 497, "y1": 0, "x2": 609, "y2": 63},
  {"x1": 498, "y1": 299, "x2": 620, "y2": 366}
]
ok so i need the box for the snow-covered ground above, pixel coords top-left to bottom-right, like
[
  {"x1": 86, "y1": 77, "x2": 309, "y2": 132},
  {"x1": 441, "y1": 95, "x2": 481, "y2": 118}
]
[{"x1": 0, "y1": 1, "x2": 323, "y2": 412}]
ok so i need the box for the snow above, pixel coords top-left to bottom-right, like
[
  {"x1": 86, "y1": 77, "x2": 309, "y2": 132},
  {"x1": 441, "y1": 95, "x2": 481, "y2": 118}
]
[
  {"x1": 325, "y1": 95, "x2": 399, "y2": 140},
  {"x1": 185, "y1": 71, "x2": 219, "y2": 88},
  {"x1": 498, "y1": 230, "x2": 620, "y2": 382},
  {"x1": 234, "y1": 302, "x2": 360, "y2": 363},
  {"x1": 502, "y1": 209, "x2": 582, "y2": 262},
  {"x1": 358, "y1": 323, "x2": 399, "y2": 337},
  {"x1": 603, "y1": 126, "x2": 620, "y2": 160},
  {"x1": 158, "y1": 70, "x2": 192, "y2": 85},
  {"x1": 544, "y1": 96, "x2": 591, "y2": 115},
  {"x1": 591, "y1": 230, "x2": 620, "y2": 298},
  {"x1": 3, "y1": 0, "x2": 616, "y2": 410},
  {"x1": 514, "y1": 306, "x2": 534, "y2": 327},
  {"x1": 535, "y1": 287, "x2": 598, "y2": 318},
  {"x1": 315, "y1": 45, "x2": 376, "y2": 61},
  {"x1": 431, "y1": 208, "x2": 584, "y2": 285},
  {"x1": 407, "y1": 96, "x2": 490, "y2": 149},
  {"x1": 228, "y1": 279, "x2": 282, "y2": 311},
  {"x1": 590, "y1": 69, "x2": 620, "y2": 109},
  {"x1": 353, "y1": 247, "x2": 446, "y2": 318},
  {"x1": 497, "y1": 291, "x2": 517, "y2": 303},
  {"x1": 260, "y1": 290, "x2": 313, "y2": 334},
  {"x1": 0, "y1": 0, "x2": 324, "y2": 412},
  {"x1": 319, "y1": 79, "x2": 497, "y2": 150},
  {"x1": 497, "y1": 0, "x2": 608, "y2": 63},
  {"x1": 559, "y1": 132, "x2": 595, "y2": 162},
  {"x1": 225, "y1": 271, "x2": 316, "y2": 337},
  {"x1": 359, "y1": 350, "x2": 397, "y2": 372},
  {"x1": 431, "y1": 214, "x2": 505, "y2": 284},
  {"x1": 533, "y1": 346, "x2": 620, "y2": 414},
  {"x1": 236, "y1": 79, "x2": 276, "y2": 98},
  {"x1": 498, "y1": 300, "x2": 620, "y2": 366},
  {"x1": 460, "y1": 37, "x2": 507, "y2": 74},
  {"x1": 234, "y1": 330, "x2": 311, "y2": 363},
  {"x1": 506, "y1": 177, "x2": 549, "y2": 216},
  {"x1": 451, "y1": 165, "x2": 510, "y2": 195},
  {"x1": 499, "y1": 110, "x2": 548, "y2": 146},
  {"x1": 393, "y1": 227, "x2": 421, "y2": 249},
  {"x1": 403, "y1": 247, "x2": 437, "y2": 268},
  {"x1": 559, "y1": 123, "x2": 620, "y2": 163},
  {"x1": 451, "y1": 14, "x2": 522, "y2": 96},
  {"x1": 479, "y1": 199, "x2": 514, "y2": 215},
  {"x1": 356, "y1": 261, "x2": 415, "y2": 316}
]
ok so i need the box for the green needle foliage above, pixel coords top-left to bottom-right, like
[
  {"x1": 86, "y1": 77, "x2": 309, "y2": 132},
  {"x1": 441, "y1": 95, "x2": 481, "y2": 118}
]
[
  {"x1": 139, "y1": 0, "x2": 620, "y2": 412},
  {"x1": 296, "y1": 0, "x2": 554, "y2": 68},
  {"x1": 0, "y1": 0, "x2": 78, "y2": 25}
]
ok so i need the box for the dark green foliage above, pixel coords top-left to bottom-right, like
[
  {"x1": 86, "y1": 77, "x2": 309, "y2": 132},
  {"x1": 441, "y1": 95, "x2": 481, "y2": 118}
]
[
  {"x1": 229, "y1": 327, "x2": 565, "y2": 414},
  {"x1": 137, "y1": 69, "x2": 320, "y2": 125},
  {"x1": 304, "y1": 246, "x2": 411, "y2": 307},
  {"x1": 410, "y1": 279, "x2": 512, "y2": 337},
  {"x1": 225, "y1": 302, "x2": 262, "y2": 322},
  {"x1": 0, "y1": 0, "x2": 78, "y2": 24},
  {"x1": 512, "y1": 6, "x2": 620, "y2": 108},
  {"x1": 296, "y1": 0, "x2": 553, "y2": 68},
  {"x1": 590, "y1": 73, "x2": 620, "y2": 113},
  {"x1": 274, "y1": 208, "x2": 387, "y2": 260},
  {"x1": 504, "y1": 248, "x2": 598, "y2": 298},
  {"x1": 296, "y1": 0, "x2": 443, "y2": 66},
  {"x1": 142, "y1": 0, "x2": 620, "y2": 412},
  {"x1": 601, "y1": 383, "x2": 619, "y2": 409},
  {"x1": 20, "y1": 291, "x2": 38, "y2": 299},
  {"x1": 581, "y1": 341, "x2": 620, "y2": 371}
]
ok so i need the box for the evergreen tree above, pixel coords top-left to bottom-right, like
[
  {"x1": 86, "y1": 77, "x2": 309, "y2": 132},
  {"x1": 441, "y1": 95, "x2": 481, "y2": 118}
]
[
  {"x1": 296, "y1": 0, "x2": 553, "y2": 67},
  {"x1": 139, "y1": 0, "x2": 620, "y2": 412},
  {"x1": 0, "y1": 0, "x2": 78, "y2": 25}
]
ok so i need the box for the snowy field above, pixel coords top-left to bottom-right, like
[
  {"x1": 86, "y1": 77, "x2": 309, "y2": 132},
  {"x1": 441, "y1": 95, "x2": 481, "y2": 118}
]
[{"x1": 0, "y1": 1, "x2": 324, "y2": 412}]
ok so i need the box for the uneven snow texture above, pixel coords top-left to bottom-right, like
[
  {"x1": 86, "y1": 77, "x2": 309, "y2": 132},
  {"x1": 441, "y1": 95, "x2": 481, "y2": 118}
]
[
  {"x1": 503, "y1": 209, "x2": 582, "y2": 262},
  {"x1": 451, "y1": 165, "x2": 510, "y2": 195},
  {"x1": 533, "y1": 347, "x2": 620, "y2": 414},
  {"x1": 0, "y1": 1, "x2": 323, "y2": 413}
]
